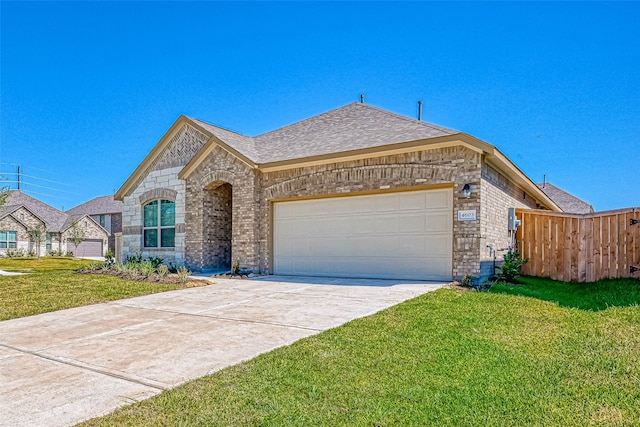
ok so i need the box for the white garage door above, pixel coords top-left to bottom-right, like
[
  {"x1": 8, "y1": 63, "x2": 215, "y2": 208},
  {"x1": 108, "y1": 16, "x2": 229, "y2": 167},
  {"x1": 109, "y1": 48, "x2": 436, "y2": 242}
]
[
  {"x1": 68, "y1": 239, "x2": 103, "y2": 257},
  {"x1": 273, "y1": 188, "x2": 453, "y2": 280}
]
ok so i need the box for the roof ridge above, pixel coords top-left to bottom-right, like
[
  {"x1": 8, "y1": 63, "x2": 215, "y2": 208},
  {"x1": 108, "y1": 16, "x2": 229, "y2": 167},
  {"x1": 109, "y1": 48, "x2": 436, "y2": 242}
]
[
  {"x1": 255, "y1": 103, "x2": 361, "y2": 140},
  {"x1": 353, "y1": 102, "x2": 458, "y2": 134},
  {"x1": 187, "y1": 116, "x2": 254, "y2": 140},
  {"x1": 256, "y1": 102, "x2": 457, "y2": 140}
]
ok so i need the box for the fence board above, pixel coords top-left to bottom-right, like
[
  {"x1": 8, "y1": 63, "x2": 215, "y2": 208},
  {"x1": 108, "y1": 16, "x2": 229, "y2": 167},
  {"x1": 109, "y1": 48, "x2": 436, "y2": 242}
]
[
  {"x1": 594, "y1": 215, "x2": 602, "y2": 280},
  {"x1": 516, "y1": 207, "x2": 640, "y2": 282}
]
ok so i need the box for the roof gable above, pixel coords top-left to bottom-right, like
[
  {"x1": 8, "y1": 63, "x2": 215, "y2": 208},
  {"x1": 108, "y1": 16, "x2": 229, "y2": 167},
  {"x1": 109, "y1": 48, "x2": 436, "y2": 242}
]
[{"x1": 5, "y1": 191, "x2": 68, "y2": 231}]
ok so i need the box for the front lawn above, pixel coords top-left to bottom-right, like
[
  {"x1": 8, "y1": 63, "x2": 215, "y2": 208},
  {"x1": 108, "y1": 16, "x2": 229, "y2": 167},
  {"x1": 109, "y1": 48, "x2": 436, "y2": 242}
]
[
  {"x1": 489, "y1": 275, "x2": 640, "y2": 311},
  {"x1": 79, "y1": 279, "x2": 640, "y2": 426},
  {"x1": 0, "y1": 258, "x2": 182, "y2": 321}
]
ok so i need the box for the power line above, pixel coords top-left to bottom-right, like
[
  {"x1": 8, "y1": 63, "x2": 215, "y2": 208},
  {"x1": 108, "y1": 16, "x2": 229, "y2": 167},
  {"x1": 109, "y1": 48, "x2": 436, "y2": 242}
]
[
  {"x1": 0, "y1": 172, "x2": 76, "y2": 187},
  {"x1": 3, "y1": 180, "x2": 77, "y2": 195}
]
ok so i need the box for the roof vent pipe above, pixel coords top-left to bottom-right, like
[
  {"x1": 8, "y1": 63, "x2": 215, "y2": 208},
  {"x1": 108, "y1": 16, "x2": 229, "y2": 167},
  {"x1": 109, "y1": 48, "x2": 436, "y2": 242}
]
[
  {"x1": 360, "y1": 94, "x2": 365, "y2": 104},
  {"x1": 417, "y1": 100, "x2": 423, "y2": 121}
]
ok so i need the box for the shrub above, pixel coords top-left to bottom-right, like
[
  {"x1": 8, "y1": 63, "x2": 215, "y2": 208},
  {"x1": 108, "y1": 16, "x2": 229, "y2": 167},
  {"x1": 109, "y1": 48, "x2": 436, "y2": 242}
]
[
  {"x1": 126, "y1": 253, "x2": 143, "y2": 264},
  {"x1": 177, "y1": 266, "x2": 190, "y2": 283},
  {"x1": 499, "y1": 249, "x2": 528, "y2": 283},
  {"x1": 231, "y1": 260, "x2": 241, "y2": 275},
  {"x1": 104, "y1": 250, "x2": 116, "y2": 269},
  {"x1": 147, "y1": 256, "x2": 163, "y2": 269},
  {"x1": 157, "y1": 264, "x2": 169, "y2": 278},
  {"x1": 6, "y1": 248, "x2": 25, "y2": 258},
  {"x1": 138, "y1": 262, "x2": 155, "y2": 277}
]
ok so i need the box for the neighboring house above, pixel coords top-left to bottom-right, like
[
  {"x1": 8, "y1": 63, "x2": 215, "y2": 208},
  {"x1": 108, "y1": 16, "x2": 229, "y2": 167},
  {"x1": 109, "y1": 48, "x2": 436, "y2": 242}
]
[
  {"x1": 0, "y1": 191, "x2": 109, "y2": 257},
  {"x1": 536, "y1": 183, "x2": 594, "y2": 214},
  {"x1": 116, "y1": 102, "x2": 564, "y2": 282},
  {"x1": 67, "y1": 195, "x2": 123, "y2": 252}
]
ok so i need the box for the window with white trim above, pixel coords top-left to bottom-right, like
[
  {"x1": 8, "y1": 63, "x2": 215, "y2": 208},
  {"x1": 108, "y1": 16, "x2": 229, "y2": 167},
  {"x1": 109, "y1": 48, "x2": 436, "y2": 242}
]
[
  {"x1": 0, "y1": 231, "x2": 17, "y2": 249},
  {"x1": 143, "y1": 200, "x2": 175, "y2": 248}
]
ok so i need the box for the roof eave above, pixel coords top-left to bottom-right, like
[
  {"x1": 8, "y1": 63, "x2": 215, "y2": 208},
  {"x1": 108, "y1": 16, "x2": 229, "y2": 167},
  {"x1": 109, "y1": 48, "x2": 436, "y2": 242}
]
[{"x1": 478, "y1": 141, "x2": 562, "y2": 212}]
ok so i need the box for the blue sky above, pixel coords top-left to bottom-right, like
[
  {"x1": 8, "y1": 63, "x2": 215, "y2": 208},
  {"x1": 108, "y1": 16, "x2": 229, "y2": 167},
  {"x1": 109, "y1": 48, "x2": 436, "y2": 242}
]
[{"x1": 1, "y1": 1, "x2": 638, "y2": 211}]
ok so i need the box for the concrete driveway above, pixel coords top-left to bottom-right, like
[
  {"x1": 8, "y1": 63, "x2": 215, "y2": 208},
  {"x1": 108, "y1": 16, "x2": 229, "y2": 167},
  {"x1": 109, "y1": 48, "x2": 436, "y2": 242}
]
[{"x1": 0, "y1": 276, "x2": 444, "y2": 427}]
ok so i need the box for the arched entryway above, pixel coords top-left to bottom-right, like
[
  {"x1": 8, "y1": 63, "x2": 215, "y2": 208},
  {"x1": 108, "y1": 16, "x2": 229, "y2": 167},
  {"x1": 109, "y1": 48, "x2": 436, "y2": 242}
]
[{"x1": 203, "y1": 181, "x2": 232, "y2": 270}]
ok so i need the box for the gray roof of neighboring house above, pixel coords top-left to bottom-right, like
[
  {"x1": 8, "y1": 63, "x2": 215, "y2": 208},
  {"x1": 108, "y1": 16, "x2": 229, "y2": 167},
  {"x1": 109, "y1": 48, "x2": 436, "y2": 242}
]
[
  {"x1": 67, "y1": 195, "x2": 123, "y2": 216},
  {"x1": 2, "y1": 191, "x2": 109, "y2": 233},
  {"x1": 536, "y1": 183, "x2": 594, "y2": 214},
  {"x1": 189, "y1": 102, "x2": 459, "y2": 163},
  {"x1": 4, "y1": 191, "x2": 69, "y2": 231}
]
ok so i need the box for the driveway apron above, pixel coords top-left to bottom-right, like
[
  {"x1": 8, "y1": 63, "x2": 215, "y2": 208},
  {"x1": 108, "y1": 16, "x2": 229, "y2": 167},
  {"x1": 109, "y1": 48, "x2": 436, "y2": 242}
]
[{"x1": 0, "y1": 276, "x2": 443, "y2": 427}]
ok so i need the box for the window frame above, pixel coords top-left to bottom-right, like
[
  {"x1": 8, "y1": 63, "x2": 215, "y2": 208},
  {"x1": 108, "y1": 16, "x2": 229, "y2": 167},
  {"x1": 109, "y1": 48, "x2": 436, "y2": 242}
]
[
  {"x1": 0, "y1": 231, "x2": 18, "y2": 249},
  {"x1": 142, "y1": 199, "x2": 176, "y2": 248}
]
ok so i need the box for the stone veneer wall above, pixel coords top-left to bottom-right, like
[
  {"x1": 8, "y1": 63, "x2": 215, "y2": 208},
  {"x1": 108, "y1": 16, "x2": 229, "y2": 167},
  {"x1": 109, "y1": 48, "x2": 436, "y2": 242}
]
[
  {"x1": 0, "y1": 215, "x2": 29, "y2": 254},
  {"x1": 62, "y1": 216, "x2": 109, "y2": 256},
  {"x1": 121, "y1": 166, "x2": 186, "y2": 265},
  {"x1": 259, "y1": 146, "x2": 483, "y2": 279},
  {"x1": 479, "y1": 162, "x2": 540, "y2": 280},
  {"x1": 121, "y1": 124, "x2": 208, "y2": 266}
]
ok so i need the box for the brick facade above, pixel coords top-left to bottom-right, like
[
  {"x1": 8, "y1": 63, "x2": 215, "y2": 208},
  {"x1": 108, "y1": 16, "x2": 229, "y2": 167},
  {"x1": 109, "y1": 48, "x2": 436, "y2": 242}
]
[
  {"x1": 121, "y1": 121, "x2": 551, "y2": 282},
  {"x1": 479, "y1": 163, "x2": 538, "y2": 280}
]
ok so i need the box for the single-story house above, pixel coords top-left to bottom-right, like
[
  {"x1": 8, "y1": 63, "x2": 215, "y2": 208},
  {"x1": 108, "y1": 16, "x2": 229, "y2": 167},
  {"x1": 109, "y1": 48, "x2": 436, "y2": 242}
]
[
  {"x1": 116, "y1": 102, "x2": 568, "y2": 282},
  {"x1": 0, "y1": 191, "x2": 109, "y2": 257},
  {"x1": 67, "y1": 195, "x2": 123, "y2": 252}
]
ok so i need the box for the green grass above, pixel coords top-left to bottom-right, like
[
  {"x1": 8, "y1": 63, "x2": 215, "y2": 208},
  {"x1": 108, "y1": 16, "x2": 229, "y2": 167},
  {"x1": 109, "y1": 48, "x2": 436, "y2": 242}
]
[
  {"x1": 0, "y1": 258, "x2": 181, "y2": 321},
  {"x1": 78, "y1": 280, "x2": 640, "y2": 427},
  {"x1": 489, "y1": 276, "x2": 640, "y2": 311}
]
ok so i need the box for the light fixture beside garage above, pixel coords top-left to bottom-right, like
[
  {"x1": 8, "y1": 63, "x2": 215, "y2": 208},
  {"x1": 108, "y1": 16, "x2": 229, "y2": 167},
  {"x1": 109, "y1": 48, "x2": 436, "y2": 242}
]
[{"x1": 462, "y1": 183, "x2": 472, "y2": 198}]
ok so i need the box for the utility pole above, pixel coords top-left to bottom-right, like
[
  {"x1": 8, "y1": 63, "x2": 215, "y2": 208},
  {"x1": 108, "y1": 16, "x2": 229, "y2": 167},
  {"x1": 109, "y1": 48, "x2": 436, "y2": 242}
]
[{"x1": 17, "y1": 165, "x2": 21, "y2": 190}]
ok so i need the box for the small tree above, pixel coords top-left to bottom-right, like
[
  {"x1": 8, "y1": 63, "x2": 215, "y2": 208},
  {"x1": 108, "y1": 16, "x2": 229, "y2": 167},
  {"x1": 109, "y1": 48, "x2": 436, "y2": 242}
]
[
  {"x1": 27, "y1": 224, "x2": 47, "y2": 260},
  {"x1": 499, "y1": 248, "x2": 528, "y2": 283},
  {"x1": 67, "y1": 219, "x2": 86, "y2": 258},
  {"x1": 0, "y1": 185, "x2": 8, "y2": 209}
]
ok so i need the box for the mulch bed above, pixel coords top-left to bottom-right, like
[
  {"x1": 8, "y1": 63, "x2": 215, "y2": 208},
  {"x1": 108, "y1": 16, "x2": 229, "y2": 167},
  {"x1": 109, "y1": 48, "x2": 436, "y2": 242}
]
[{"x1": 77, "y1": 269, "x2": 211, "y2": 287}]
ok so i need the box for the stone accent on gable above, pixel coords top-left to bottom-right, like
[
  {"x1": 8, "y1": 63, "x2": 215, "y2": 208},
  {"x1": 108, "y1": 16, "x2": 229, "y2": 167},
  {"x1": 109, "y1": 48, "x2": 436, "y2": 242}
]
[
  {"x1": 122, "y1": 124, "x2": 209, "y2": 199},
  {"x1": 63, "y1": 217, "x2": 109, "y2": 255},
  {"x1": 11, "y1": 207, "x2": 45, "y2": 231},
  {"x1": 479, "y1": 162, "x2": 540, "y2": 280},
  {"x1": 151, "y1": 124, "x2": 208, "y2": 172}
]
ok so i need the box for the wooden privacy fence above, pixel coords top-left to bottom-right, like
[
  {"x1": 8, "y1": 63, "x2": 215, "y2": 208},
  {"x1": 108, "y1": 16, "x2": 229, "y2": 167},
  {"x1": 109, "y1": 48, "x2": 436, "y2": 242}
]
[{"x1": 516, "y1": 208, "x2": 640, "y2": 282}]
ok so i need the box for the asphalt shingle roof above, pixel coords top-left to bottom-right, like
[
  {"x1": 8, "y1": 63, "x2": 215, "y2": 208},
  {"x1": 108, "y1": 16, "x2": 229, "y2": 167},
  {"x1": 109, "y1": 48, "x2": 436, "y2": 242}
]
[
  {"x1": 189, "y1": 102, "x2": 459, "y2": 164},
  {"x1": 4, "y1": 191, "x2": 69, "y2": 232},
  {"x1": 67, "y1": 195, "x2": 122, "y2": 216},
  {"x1": 536, "y1": 183, "x2": 594, "y2": 214}
]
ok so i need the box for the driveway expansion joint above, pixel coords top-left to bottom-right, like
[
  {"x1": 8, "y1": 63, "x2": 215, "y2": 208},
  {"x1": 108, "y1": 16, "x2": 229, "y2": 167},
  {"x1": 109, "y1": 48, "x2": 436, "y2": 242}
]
[{"x1": 0, "y1": 342, "x2": 167, "y2": 391}]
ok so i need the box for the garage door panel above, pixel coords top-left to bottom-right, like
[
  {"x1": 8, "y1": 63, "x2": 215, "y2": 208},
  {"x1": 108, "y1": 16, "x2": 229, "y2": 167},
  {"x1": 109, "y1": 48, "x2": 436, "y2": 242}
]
[
  {"x1": 425, "y1": 213, "x2": 452, "y2": 232},
  {"x1": 425, "y1": 190, "x2": 451, "y2": 209},
  {"x1": 399, "y1": 191, "x2": 427, "y2": 210},
  {"x1": 274, "y1": 189, "x2": 453, "y2": 280},
  {"x1": 398, "y1": 214, "x2": 428, "y2": 233}
]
